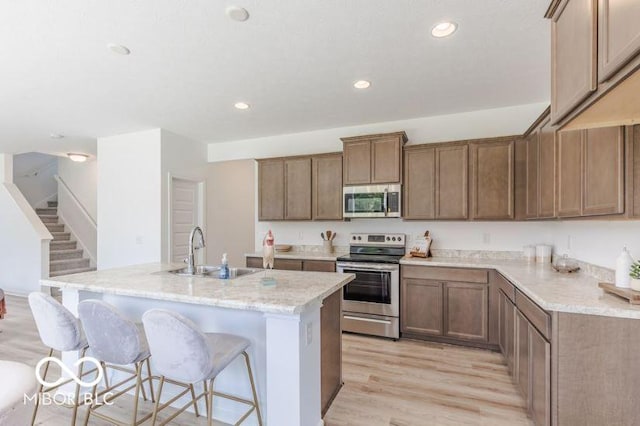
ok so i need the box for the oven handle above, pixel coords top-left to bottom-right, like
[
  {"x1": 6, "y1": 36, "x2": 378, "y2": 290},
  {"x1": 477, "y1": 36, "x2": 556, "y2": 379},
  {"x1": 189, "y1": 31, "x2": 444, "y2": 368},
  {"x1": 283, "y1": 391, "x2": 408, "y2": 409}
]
[
  {"x1": 343, "y1": 315, "x2": 392, "y2": 325},
  {"x1": 337, "y1": 262, "x2": 399, "y2": 271}
]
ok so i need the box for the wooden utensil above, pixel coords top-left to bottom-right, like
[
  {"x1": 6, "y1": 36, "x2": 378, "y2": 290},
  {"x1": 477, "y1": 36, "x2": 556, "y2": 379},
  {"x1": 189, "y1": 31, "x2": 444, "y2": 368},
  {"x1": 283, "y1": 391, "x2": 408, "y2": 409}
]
[
  {"x1": 330, "y1": 232, "x2": 336, "y2": 241},
  {"x1": 326, "y1": 230, "x2": 332, "y2": 240}
]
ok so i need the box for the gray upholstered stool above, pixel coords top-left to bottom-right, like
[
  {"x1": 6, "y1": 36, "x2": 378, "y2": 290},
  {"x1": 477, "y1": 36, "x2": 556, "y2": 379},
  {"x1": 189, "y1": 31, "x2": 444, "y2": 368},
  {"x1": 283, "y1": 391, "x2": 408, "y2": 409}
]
[
  {"x1": 78, "y1": 300, "x2": 155, "y2": 426},
  {"x1": 28, "y1": 292, "x2": 95, "y2": 426},
  {"x1": 142, "y1": 309, "x2": 263, "y2": 426}
]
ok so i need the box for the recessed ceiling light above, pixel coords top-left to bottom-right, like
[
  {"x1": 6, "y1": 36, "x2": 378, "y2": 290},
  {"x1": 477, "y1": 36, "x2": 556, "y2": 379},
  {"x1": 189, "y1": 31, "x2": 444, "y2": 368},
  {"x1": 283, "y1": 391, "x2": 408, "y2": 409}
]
[
  {"x1": 234, "y1": 102, "x2": 250, "y2": 110},
  {"x1": 353, "y1": 80, "x2": 371, "y2": 89},
  {"x1": 226, "y1": 6, "x2": 250, "y2": 22},
  {"x1": 107, "y1": 43, "x2": 131, "y2": 55},
  {"x1": 431, "y1": 21, "x2": 458, "y2": 38},
  {"x1": 50, "y1": 133, "x2": 64, "y2": 139},
  {"x1": 67, "y1": 153, "x2": 89, "y2": 163}
]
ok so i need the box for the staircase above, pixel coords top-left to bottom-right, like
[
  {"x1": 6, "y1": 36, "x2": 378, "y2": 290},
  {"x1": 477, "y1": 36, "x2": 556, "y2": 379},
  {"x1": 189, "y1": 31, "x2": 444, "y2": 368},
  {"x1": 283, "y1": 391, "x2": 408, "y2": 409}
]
[{"x1": 36, "y1": 201, "x2": 96, "y2": 277}]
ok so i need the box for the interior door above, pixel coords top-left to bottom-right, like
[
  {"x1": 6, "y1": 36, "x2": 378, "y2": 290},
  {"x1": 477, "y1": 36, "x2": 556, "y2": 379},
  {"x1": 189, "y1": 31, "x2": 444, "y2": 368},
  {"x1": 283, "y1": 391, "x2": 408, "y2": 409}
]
[{"x1": 171, "y1": 178, "x2": 202, "y2": 263}]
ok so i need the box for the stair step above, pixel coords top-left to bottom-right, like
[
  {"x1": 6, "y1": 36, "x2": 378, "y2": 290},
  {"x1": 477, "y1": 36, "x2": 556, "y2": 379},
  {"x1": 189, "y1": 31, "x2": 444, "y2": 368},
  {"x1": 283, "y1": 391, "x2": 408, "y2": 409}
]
[
  {"x1": 50, "y1": 232, "x2": 71, "y2": 241},
  {"x1": 50, "y1": 258, "x2": 90, "y2": 272},
  {"x1": 36, "y1": 208, "x2": 57, "y2": 215},
  {"x1": 47, "y1": 201, "x2": 58, "y2": 208},
  {"x1": 45, "y1": 223, "x2": 65, "y2": 232},
  {"x1": 50, "y1": 240, "x2": 77, "y2": 250},
  {"x1": 50, "y1": 249, "x2": 83, "y2": 261},
  {"x1": 39, "y1": 215, "x2": 59, "y2": 223},
  {"x1": 49, "y1": 266, "x2": 96, "y2": 278}
]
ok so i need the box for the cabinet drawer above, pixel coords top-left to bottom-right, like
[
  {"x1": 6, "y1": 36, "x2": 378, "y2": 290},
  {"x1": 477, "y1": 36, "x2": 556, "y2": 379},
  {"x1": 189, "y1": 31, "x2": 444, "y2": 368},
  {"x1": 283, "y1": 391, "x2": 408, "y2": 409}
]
[
  {"x1": 495, "y1": 273, "x2": 516, "y2": 303},
  {"x1": 246, "y1": 257, "x2": 263, "y2": 269},
  {"x1": 516, "y1": 290, "x2": 551, "y2": 340},
  {"x1": 402, "y1": 265, "x2": 488, "y2": 284},
  {"x1": 303, "y1": 260, "x2": 336, "y2": 272},
  {"x1": 274, "y1": 259, "x2": 303, "y2": 271}
]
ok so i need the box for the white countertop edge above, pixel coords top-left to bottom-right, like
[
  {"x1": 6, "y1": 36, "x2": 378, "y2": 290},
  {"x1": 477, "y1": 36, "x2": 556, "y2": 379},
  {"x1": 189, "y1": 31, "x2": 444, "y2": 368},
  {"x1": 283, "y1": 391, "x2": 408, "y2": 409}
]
[
  {"x1": 400, "y1": 258, "x2": 640, "y2": 319},
  {"x1": 40, "y1": 275, "x2": 353, "y2": 316}
]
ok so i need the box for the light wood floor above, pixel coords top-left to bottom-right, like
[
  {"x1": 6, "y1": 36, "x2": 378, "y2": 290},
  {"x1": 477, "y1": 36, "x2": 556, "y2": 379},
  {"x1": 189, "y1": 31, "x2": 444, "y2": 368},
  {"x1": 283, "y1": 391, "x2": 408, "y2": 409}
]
[{"x1": 1, "y1": 295, "x2": 531, "y2": 425}]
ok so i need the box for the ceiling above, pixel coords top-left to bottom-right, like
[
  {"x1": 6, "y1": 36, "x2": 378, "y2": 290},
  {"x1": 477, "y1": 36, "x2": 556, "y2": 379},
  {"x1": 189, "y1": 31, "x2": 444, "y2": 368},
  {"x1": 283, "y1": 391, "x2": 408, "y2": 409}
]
[{"x1": 0, "y1": 0, "x2": 550, "y2": 155}]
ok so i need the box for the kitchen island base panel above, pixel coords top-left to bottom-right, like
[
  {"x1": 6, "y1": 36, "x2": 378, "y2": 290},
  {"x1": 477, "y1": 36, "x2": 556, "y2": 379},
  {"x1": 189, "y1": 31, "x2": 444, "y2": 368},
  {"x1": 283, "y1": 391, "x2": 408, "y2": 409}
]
[{"x1": 60, "y1": 289, "x2": 325, "y2": 426}]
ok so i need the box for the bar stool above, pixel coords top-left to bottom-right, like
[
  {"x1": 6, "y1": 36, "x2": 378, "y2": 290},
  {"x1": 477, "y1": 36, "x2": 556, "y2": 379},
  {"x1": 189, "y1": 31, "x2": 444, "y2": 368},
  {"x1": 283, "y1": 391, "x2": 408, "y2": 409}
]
[
  {"x1": 28, "y1": 292, "x2": 97, "y2": 426},
  {"x1": 77, "y1": 300, "x2": 155, "y2": 426},
  {"x1": 142, "y1": 309, "x2": 263, "y2": 426},
  {"x1": 0, "y1": 360, "x2": 37, "y2": 425}
]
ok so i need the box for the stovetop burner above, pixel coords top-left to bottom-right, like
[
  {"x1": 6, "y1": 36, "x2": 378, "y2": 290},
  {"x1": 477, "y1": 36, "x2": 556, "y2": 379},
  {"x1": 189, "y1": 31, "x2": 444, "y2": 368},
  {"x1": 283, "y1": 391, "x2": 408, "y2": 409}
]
[
  {"x1": 337, "y1": 233, "x2": 406, "y2": 264},
  {"x1": 336, "y1": 253, "x2": 404, "y2": 264}
]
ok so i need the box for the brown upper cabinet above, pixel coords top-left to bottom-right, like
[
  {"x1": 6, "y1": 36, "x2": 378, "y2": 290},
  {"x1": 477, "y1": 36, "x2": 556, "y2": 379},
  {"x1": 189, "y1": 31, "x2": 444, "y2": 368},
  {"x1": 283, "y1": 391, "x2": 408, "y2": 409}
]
[
  {"x1": 258, "y1": 153, "x2": 343, "y2": 221},
  {"x1": 547, "y1": 0, "x2": 640, "y2": 128},
  {"x1": 550, "y1": 0, "x2": 597, "y2": 124},
  {"x1": 341, "y1": 132, "x2": 407, "y2": 185},
  {"x1": 403, "y1": 143, "x2": 468, "y2": 220},
  {"x1": 598, "y1": 0, "x2": 640, "y2": 82},
  {"x1": 312, "y1": 154, "x2": 343, "y2": 220},
  {"x1": 524, "y1": 110, "x2": 557, "y2": 220},
  {"x1": 557, "y1": 126, "x2": 624, "y2": 217},
  {"x1": 525, "y1": 131, "x2": 539, "y2": 219},
  {"x1": 470, "y1": 138, "x2": 515, "y2": 220}
]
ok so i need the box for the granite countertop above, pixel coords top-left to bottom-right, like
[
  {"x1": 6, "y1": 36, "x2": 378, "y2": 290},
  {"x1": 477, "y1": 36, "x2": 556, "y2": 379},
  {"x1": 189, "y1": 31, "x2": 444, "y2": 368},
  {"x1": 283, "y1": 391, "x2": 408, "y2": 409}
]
[
  {"x1": 41, "y1": 263, "x2": 354, "y2": 315},
  {"x1": 244, "y1": 251, "x2": 347, "y2": 262},
  {"x1": 401, "y1": 256, "x2": 640, "y2": 319}
]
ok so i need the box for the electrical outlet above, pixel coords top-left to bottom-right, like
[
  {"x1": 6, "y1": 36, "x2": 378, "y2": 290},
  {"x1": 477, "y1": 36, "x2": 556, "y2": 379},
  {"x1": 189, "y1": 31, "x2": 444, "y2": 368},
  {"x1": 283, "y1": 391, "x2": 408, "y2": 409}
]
[
  {"x1": 306, "y1": 322, "x2": 312, "y2": 345},
  {"x1": 483, "y1": 233, "x2": 491, "y2": 245}
]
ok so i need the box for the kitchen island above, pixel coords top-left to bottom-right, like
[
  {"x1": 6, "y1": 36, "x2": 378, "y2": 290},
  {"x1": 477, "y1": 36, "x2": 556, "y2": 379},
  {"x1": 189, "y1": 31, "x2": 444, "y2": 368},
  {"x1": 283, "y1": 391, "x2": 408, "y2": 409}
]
[{"x1": 41, "y1": 263, "x2": 354, "y2": 426}]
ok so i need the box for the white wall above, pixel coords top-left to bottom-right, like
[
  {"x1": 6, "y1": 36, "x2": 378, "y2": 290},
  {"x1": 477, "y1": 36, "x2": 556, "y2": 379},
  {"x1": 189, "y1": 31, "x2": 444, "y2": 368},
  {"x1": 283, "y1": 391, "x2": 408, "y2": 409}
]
[
  {"x1": 0, "y1": 153, "x2": 52, "y2": 295},
  {"x1": 208, "y1": 102, "x2": 548, "y2": 162},
  {"x1": 58, "y1": 157, "x2": 98, "y2": 221},
  {"x1": 160, "y1": 130, "x2": 208, "y2": 263},
  {"x1": 97, "y1": 130, "x2": 162, "y2": 269},
  {"x1": 13, "y1": 153, "x2": 58, "y2": 208}
]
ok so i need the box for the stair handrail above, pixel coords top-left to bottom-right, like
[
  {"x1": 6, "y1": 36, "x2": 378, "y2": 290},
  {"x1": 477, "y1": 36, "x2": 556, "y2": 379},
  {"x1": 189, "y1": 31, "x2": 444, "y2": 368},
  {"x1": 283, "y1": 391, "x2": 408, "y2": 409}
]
[
  {"x1": 19, "y1": 159, "x2": 57, "y2": 178},
  {"x1": 53, "y1": 174, "x2": 97, "y2": 228}
]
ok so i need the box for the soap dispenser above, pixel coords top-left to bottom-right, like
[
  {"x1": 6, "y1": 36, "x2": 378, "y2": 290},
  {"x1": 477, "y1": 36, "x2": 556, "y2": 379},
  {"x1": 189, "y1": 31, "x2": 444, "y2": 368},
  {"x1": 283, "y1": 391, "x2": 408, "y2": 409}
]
[
  {"x1": 615, "y1": 247, "x2": 633, "y2": 288},
  {"x1": 219, "y1": 253, "x2": 230, "y2": 279}
]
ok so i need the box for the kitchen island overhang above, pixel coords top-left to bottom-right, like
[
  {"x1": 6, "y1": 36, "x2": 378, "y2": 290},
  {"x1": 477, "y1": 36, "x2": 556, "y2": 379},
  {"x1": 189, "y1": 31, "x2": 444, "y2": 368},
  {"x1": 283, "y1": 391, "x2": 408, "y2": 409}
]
[{"x1": 41, "y1": 263, "x2": 354, "y2": 426}]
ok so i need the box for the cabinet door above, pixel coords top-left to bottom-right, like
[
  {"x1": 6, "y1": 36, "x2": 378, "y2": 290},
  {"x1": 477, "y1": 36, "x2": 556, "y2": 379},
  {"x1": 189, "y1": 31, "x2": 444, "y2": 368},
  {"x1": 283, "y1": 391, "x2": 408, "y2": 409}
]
[
  {"x1": 436, "y1": 144, "x2": 469, "y2": 219},
  {"x1": 498, "y1": 290, "x2": 516, "y2": 374},
  {"x1": 312, "y1": 154, "x2": 343, "y2": 220},
  {"x1": 538, "y1": 120, "x2": 557, "y2": 218},
  {"x1": 403, "y1": 147, "x2": 435, "y2": 219},
  {"x1": 516, "y1": 310, "x2": 530, "y2": 405},
  {"x1": 443, "y1": 282, "x2": 488, "y2": 342},
  {"x1": 246, "y1": 257, "x2": 263, "y2": 269},
  {"x1": 526, "y1": 132, "x2": 539, "y2": 219},
  {"x1": 598, "y1": 0, "x2": 640, "y2": 82},
  {"x1": 343, "y1": 141, "x2": 371, "y2": 185},
  {"x1": 303, "y1": 260, "x2": 336, "y2": 272},
  {"x1": 284, "y1": 157, "x2": 312, "y2": 220},
  {"x1": 320, "y1": 290, "x2": 342, "y2": 415},
  {"x1": 470, "y1": 140, "x2": 515, "y2": 220},
  {"x1": 273, "y1": 259, "x2": 303, "y2": 271},
  {"x1": 583, "y1": 127, "x2": 624, "y2": 216},
  {"x1": 258, "y1": 159, "x2": 285, "y2": 221},
  {"x1": 529, "y1": 325, "x2": 551, "y2": 426},
  {"x1": 551, "y1": 0, "x2": 597, "y2": 123},
  {"x1": 557, "y1": 130, "x2": 584, "y2": 217},
  {"x1": 401, "y1": 279, "x2": 443, "y2": 336},
  {"x1": 371, "y1": 137, "x2": 402, "y2": 183}
]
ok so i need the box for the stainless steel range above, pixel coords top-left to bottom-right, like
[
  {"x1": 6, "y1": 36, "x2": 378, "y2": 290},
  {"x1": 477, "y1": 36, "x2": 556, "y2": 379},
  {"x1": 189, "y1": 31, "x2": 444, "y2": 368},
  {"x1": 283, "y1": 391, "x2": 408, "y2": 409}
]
[{"x1": 336, "y1": 233, "x2": 405, "y2": 339}]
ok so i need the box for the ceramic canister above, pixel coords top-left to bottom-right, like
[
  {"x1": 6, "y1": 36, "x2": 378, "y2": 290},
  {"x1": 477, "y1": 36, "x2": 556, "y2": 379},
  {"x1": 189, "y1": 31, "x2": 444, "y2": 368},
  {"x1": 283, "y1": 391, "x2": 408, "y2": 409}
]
[{"x1": 535, "y1": 244, "x2": 552, "y2": 263}]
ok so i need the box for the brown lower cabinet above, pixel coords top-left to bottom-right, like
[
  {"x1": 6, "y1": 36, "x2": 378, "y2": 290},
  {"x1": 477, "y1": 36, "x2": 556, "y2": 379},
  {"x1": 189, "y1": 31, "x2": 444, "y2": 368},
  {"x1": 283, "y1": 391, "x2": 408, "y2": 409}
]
[
  {"x1": 246, "y1": 256, "x2": 335, "y2": 272},
  {"x1": 498, "y1": 289, "x2": 516, "y2": 373}
]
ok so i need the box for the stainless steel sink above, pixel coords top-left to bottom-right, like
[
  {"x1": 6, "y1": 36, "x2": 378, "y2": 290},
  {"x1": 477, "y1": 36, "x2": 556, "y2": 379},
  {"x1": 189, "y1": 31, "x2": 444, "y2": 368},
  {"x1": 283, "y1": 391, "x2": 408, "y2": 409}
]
[{"x1": 167, "y1": 265, "x2": 260, "y2": 278}]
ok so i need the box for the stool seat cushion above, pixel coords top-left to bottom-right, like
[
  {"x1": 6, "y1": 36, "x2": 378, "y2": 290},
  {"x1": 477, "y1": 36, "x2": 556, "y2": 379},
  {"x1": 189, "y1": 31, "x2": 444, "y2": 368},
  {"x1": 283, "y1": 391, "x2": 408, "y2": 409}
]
[
  {"x1": 28, "y1": 292, "x2": 87, "y2": 352},
  {"x1": 0, "y1": 360, "x2": 37, "y2": 425},
  {"x1": 203, "y1": 333, "x2": 250, "y2": 380}
]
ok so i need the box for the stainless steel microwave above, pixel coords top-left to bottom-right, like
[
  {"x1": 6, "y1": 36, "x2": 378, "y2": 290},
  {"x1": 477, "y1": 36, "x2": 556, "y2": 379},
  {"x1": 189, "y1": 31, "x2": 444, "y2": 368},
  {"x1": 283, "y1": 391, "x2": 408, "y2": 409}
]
[{"x1": 343, "y1": 184, "x2": 401, "y2": 218}]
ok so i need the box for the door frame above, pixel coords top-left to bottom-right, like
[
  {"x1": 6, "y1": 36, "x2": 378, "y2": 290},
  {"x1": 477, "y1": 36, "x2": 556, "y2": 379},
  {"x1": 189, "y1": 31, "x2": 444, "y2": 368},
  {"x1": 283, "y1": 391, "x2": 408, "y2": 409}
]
[{"x1": 167, "y1": 174, "x2": 206, "y2": 264}]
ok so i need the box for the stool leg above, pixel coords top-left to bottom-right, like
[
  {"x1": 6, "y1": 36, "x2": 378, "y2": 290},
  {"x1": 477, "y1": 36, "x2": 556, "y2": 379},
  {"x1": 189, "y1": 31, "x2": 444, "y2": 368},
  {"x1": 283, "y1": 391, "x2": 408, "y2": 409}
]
[
  {"x1": 189, "y1": 384, "x2": 199, "y2": 417},
  {"x1": 71, "y1": 347, "x2": 88, "y2": 426},
  {"x1": 31, "y1": 348, "x2": 53, "y2": 426},
  {"x1": 83, "y1": 381, "x2": 98, "y2": 426},
  {"x1": 150, "y1": 375, "x2": 165, "y2": 426},
  {"x1": 146, "y1": 358, "x2": 155, "y2": 403},
  {"x1": 131, "y1": 362, "x2": 143, "y2": 425},
  {"x1": 207, "y1": 378, "x2": 215, "y2": 426},
  {"x1": 243, "y1": 351, "x2": 263, "y2": 426}
]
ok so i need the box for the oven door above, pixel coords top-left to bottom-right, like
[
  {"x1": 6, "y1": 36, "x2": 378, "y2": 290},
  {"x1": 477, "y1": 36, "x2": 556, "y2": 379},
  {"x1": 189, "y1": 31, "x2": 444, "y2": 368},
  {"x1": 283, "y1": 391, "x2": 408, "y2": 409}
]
[{"x1": 337, "y1": 262, "x2": 399, "y2": 317}]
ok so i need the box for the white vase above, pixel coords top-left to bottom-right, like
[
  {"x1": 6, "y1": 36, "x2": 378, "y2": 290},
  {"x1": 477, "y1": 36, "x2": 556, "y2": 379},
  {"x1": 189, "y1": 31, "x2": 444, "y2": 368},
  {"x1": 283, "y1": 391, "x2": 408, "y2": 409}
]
[{"x1": 631, "y1": 278, "x2": 640, "y2": 292}]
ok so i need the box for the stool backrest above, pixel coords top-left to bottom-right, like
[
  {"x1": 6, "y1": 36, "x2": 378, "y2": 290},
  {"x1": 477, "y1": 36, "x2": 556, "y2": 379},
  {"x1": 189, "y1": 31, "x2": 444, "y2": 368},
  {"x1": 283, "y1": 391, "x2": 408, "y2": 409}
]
[
  {"x1": 142, "y1": 309, "x2": 211, "y2": 383},
  {"x1": 28, "y1": 292, "x2": 84, "y2": 351},
  {"x1": 78, "y1": 300, "x2": 143, "y2": 365}
]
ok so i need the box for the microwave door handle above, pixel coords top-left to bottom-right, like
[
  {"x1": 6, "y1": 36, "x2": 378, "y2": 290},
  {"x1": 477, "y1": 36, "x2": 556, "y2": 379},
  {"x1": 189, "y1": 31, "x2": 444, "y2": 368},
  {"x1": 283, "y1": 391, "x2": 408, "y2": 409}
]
[{"x1": 383, "y1": 189, "x2": 388, "y2": 216}]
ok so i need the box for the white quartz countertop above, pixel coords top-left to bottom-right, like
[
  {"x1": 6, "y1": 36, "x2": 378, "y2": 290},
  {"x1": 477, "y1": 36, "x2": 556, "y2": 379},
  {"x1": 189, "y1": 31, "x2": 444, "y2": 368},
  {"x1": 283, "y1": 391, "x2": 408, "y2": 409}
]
[
  {"x1": 401, "y1": 256, "x2": 640, "y2": 319},
  {"x1": 244, "y1": 252, "x2": 346, "y2": 262},
  {"x1": 41, "y1": 263, "x2": 354, "y2": 315}
]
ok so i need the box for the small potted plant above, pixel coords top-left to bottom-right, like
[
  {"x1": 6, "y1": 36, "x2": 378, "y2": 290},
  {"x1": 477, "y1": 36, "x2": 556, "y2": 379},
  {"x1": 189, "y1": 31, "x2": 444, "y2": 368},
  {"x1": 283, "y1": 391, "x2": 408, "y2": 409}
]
[{"x1": 630, "y1": 261, "x2": 640, "y2": 291}]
